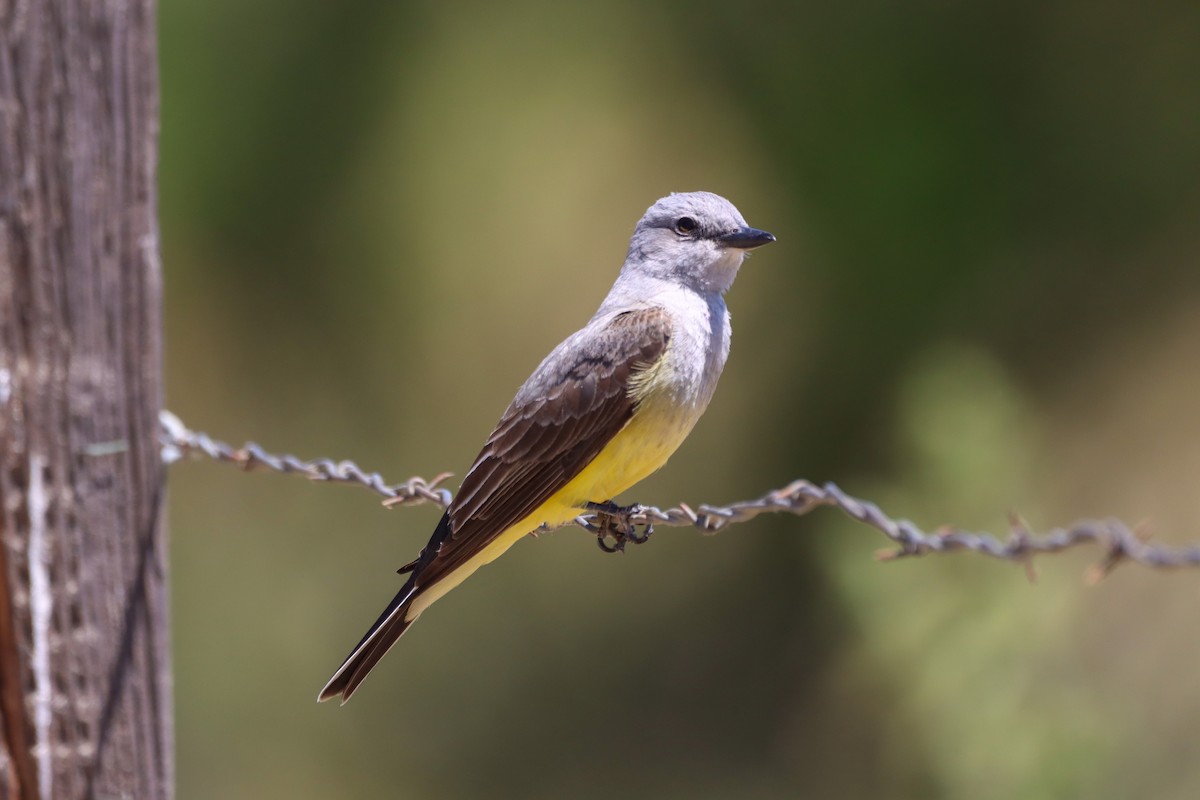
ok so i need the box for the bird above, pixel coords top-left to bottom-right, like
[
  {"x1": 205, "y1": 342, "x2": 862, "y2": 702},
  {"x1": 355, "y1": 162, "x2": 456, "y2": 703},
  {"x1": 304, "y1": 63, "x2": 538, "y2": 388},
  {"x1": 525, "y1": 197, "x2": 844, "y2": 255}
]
[{"x1": 319, "y1": 191, "x2": 775, "y2": 703}]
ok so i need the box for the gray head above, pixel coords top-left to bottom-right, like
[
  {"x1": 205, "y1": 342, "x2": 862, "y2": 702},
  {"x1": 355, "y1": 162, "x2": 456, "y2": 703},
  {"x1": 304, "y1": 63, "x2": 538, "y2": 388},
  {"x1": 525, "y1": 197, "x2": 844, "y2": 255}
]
[{"x1": 621, "y1": 191, "x2": 775, "y2": 294}]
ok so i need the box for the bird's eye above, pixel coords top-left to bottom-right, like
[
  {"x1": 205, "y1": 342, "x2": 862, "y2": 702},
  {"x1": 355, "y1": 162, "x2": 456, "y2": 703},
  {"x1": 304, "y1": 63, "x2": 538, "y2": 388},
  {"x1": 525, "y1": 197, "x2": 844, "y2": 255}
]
[{"x1": 674, "y1": 217, "x2": 698, "y2": 235}]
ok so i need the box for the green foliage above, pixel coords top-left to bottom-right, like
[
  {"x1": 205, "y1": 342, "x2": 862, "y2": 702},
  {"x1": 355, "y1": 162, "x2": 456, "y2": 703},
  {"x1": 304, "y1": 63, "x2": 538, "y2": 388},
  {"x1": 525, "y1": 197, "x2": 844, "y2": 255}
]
[{"x1": 160, "y1": 1, "x2": 1200, "y2": 797}]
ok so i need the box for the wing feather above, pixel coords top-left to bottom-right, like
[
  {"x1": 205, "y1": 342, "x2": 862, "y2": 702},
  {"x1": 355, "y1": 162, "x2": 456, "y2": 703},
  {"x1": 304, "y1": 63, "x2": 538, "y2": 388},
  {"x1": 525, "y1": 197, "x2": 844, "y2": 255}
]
[
  {"x1": 413, "y1": 306, "x2": 671, "y2": 590},
  {"x1": 320, "y1": 307, "x2": 671, "y2": 702}
]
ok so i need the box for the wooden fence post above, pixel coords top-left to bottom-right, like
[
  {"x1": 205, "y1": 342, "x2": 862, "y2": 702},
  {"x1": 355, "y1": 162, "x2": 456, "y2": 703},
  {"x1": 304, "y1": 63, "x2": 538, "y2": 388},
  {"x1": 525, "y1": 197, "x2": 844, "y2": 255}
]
[{"x1": 0, "y1": 1, "x2": 171, "y2": 797}]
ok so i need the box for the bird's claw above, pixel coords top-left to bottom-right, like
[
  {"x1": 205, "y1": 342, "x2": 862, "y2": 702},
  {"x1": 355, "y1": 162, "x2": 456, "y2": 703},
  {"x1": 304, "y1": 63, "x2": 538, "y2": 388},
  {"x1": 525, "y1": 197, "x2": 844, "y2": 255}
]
[{"x1": 586, "y1": 501, "x2": 654, "y2": 554}]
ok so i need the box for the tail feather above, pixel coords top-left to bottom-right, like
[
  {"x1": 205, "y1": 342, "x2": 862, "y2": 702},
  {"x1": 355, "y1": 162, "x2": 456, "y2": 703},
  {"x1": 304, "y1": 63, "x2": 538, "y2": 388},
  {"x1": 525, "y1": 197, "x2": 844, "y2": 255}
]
[
  {"x1": 317, "y1": 583, "x2": 417, "y2": 703},
  {"x1": 318, "y1": 512, "x2": 452, "y2": 704}
]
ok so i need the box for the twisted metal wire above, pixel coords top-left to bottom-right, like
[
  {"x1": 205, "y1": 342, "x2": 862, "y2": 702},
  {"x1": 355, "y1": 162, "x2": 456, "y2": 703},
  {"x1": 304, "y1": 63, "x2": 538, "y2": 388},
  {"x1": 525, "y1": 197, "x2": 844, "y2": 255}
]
[
  {"x1": 158, "y1": 411, "x2": 454, "y2": 509},
  {"x1": 159, "y1": 411, "x2": 1200, "y2": 578}
]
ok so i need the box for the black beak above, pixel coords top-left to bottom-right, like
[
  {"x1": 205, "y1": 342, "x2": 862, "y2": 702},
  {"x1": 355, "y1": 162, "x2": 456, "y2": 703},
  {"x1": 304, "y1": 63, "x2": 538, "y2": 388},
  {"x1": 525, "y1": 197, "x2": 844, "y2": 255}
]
[{"x1": 718, "y1": 226, "x2": 776, "y2": 250}]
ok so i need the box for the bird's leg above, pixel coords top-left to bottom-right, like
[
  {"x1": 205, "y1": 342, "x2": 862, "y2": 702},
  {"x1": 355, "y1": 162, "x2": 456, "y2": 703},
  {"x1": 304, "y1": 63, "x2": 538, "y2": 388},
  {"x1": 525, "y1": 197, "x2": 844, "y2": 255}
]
[{"x1": 585, "y1": 500, "x2": 655, "y2": 553}]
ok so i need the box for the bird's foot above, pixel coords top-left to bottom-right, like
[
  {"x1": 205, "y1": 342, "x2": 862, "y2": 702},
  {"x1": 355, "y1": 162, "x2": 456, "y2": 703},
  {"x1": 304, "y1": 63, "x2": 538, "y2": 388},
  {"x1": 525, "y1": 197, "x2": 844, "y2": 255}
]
[{"x1": 586, "y1": 501, "x2": 654, "y2": 553}]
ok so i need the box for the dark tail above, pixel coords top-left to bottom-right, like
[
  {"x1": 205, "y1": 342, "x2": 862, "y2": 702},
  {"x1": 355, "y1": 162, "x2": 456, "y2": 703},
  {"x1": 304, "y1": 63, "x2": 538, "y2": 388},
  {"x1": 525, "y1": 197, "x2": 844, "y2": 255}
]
[{"x1": 318, "y1": 512, "x2": 451, "y2": 704}]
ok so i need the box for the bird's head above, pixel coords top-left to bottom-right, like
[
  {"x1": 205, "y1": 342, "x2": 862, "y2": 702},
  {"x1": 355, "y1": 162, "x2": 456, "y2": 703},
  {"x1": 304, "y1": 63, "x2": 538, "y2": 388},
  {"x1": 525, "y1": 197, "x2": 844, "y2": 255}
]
[{"x1": 624, "y1": 191, "x2": 775, "y2": 294}]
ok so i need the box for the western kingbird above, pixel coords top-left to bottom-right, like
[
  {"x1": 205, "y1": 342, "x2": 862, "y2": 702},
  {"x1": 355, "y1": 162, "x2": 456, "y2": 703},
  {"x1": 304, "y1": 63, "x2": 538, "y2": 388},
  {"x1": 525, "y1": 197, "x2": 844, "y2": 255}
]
[{"x1": 319, "y1": 191, "x2": 775, "y2": 703}]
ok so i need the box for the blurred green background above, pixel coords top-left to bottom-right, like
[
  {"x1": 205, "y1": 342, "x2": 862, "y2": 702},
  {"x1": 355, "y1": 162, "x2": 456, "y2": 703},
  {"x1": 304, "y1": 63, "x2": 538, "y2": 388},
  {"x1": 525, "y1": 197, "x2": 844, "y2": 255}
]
[{"x1": 159, "y1": 1, "x2": 1200, "y2": 797}]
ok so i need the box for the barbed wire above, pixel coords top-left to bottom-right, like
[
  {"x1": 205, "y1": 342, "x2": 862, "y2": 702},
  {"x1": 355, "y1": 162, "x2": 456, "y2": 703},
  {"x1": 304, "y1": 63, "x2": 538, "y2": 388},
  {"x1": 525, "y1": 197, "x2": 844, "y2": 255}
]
[
  {"x1": 159, "y1": 410, "x2": 1200, "y2": 580},
  {"x1": 158, "y1": 411, "x2": 455, "y2": 508}
]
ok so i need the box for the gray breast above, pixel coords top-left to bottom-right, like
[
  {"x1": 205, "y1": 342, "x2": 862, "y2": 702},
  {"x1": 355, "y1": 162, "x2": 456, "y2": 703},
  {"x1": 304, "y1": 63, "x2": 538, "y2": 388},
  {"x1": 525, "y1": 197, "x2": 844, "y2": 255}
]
[{"x1": 661, "y1": 290, "x2": 730, "y2": 410}]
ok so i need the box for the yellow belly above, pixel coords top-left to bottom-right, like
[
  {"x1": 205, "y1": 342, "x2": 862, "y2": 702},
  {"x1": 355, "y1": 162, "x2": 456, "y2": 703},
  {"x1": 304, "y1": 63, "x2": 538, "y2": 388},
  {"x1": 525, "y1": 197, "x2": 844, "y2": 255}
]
[
  {"x1": 553, "y1": 391, "x2": 698, "y2": 507},
  {"x1": 406, "y1": 392, "x2": 700, "y2": 620}
]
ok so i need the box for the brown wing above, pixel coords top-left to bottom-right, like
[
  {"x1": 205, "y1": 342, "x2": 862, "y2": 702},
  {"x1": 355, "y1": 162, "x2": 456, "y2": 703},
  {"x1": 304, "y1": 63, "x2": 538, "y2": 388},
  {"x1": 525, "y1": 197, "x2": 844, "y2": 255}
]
[
  {"x1": 318, "y1": 306, "x2": 671, "y2": 703},
  {"x1": 412, "y1": 306, "x2": 671, "y2": 591}
]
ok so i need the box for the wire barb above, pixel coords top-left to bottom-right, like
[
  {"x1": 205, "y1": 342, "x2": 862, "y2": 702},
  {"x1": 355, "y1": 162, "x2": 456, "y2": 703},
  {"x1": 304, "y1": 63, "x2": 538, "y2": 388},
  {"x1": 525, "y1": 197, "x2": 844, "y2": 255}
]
[{"x1": 160, "y1": 411, "x2": 1200, "y2": 579}]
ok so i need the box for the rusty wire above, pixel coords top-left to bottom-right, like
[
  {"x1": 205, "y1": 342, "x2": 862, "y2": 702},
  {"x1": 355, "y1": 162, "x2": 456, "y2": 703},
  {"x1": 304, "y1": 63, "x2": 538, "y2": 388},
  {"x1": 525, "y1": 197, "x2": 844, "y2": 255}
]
[{"x1": 159, "y1": 410, "x2": 1200, "y2": 579}]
